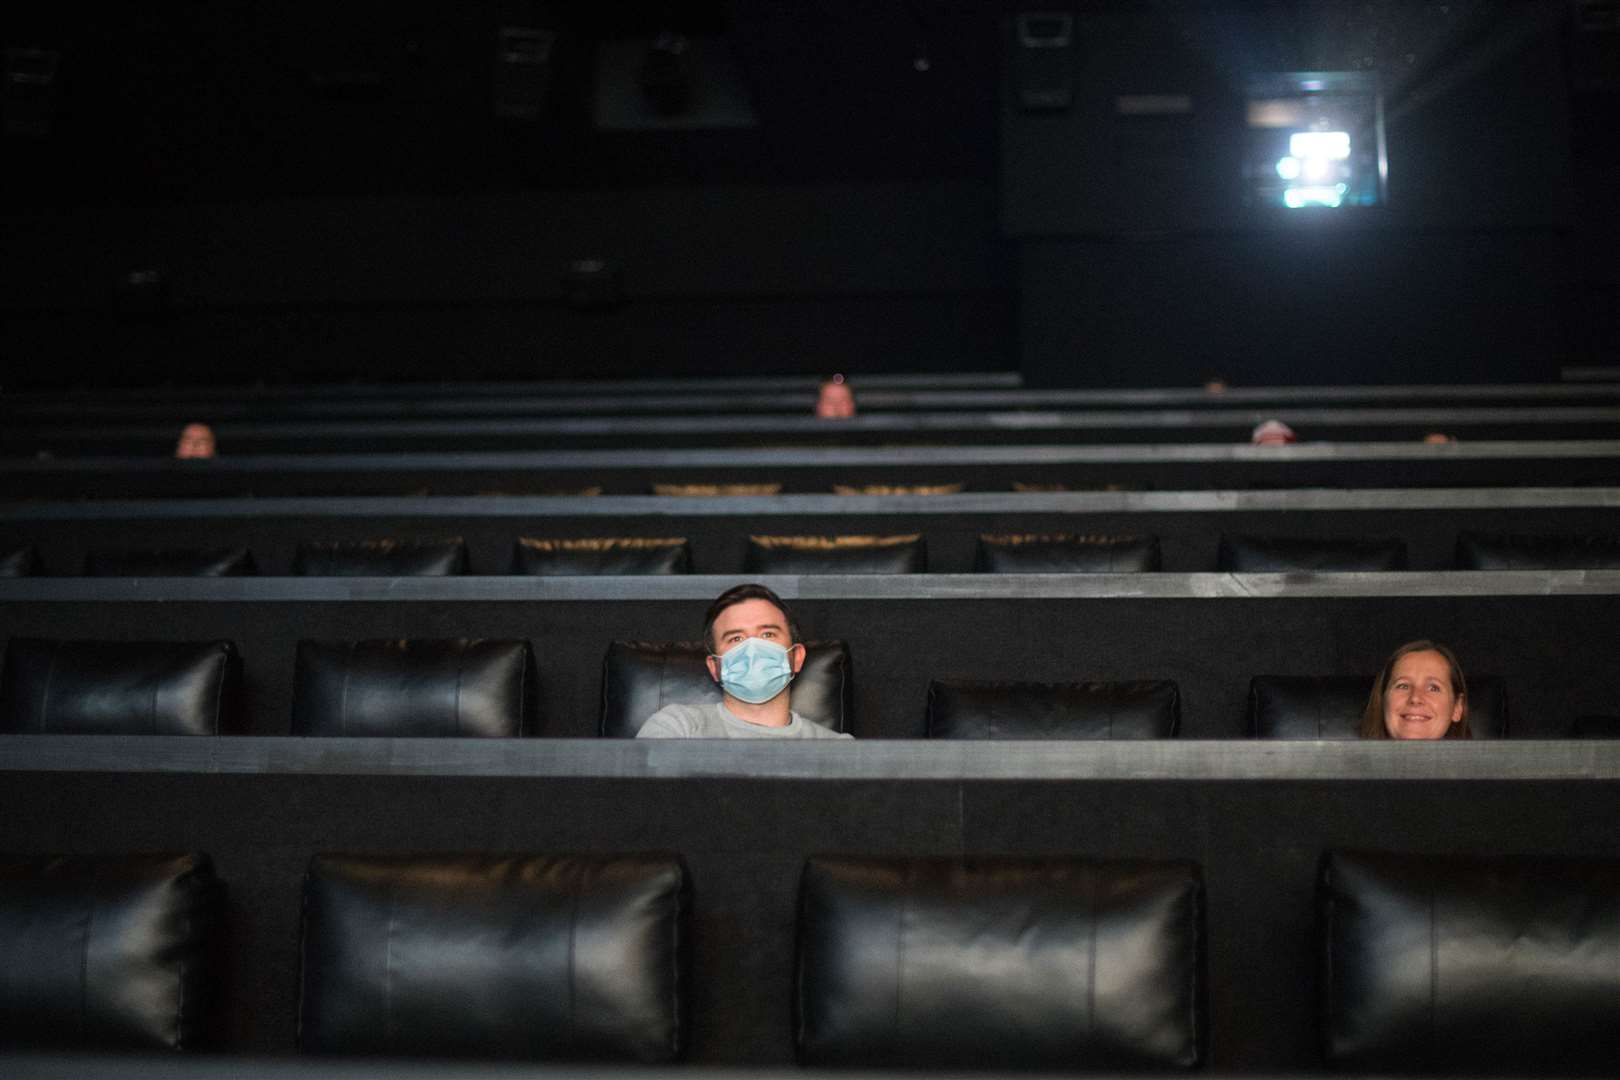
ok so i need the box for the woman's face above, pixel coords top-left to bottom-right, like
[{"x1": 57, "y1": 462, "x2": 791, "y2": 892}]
[{"x1": 1383, "y1": 649, "x2": 1464, "y2": 740}]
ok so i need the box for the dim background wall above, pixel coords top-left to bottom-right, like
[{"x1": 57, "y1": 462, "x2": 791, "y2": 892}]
[
  {"x1": 1004, "y1": 1, "x2": 1585, "y2": 386},
  {"x1": 1, "y1": 1, "x2": 1613, "y2": 389}
]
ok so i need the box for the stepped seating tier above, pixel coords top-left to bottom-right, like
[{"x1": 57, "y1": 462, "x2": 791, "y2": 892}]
[{"x1": 9, "y1": 442, "x2": 1620, "y2": 498}]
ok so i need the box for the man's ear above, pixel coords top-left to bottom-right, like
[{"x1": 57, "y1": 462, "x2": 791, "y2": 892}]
[
  {"x1": 790, "y1": 642, "x2": 806, "y2": 674},
  {"x1": 706, "y1": 653, "x2": 721, "y2": 684}
]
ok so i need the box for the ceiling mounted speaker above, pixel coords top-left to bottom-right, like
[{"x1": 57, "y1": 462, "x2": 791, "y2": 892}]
[
  {"x1": 4, "y1": 46, "x2": 62, "y2": 137},
  {"x1": 493, "y1": 25, "x2": 554, "y2": 120},
  {"x1": 1012, "y1": 12, "x2": 1074, "y2": 112}
]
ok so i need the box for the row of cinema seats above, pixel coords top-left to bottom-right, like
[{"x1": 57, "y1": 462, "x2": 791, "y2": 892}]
[
  {"x1": 3, "y1": 848, "x2": 1617, "y2": 1072},
  {"x1": 12, "y1": 377, "x2": 1618, "y2": 420},
  {"x1": 17, "y1": 406, "x2": 1620, "y2": 455},
  {"x1": 4, "y1": 636, "x2": 1617, "y2": 739},
  {"x1": 6, "y1": 531, "x2": 1620, "y2": 577}
]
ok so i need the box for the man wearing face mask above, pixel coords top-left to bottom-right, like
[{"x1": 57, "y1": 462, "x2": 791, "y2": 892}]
[{"x1": 636, "y1": 583, "x2": 853, "y2": 739}]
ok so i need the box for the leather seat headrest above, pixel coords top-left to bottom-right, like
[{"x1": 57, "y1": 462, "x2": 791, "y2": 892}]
[
  {"x1": 744, "y1": 534, "x2": 925, "y2": 574},
  {"x1": 651, "y1": 482, "x2": 781, "y2": 497},
  {"x1": 0, "y1": 546, "x2": 41, "y2": 576},
  {"x1": 299, "y1": 853, "x2": 688, "y2": 1062},
  {"x1": 293, "y1": 639, "x2": 538, "y2": 737},
  {"x1": 927, "y1": 679, "x2": 1180, "y2": 738},
  {"x1": 1456, "y1": 531, "x2": 1620, "y2": 570},
  {"x1": 1320, "y1": 849, "x2": 1620, "y2": 1073},
  {"x1": 83, "y1": 547, "x2": 255, "y2": 577},
  {"x1": 1, "y1": 638, "x2": 242, "y2": 735},
  {"x1": 975, "y1": 533, "x2": 1162, "y2": 573},
  {"x1": 831, "y1": 483, "x2": 964, "y2": 496},
  {"x1": 1248, "y1": 674, "x2": 1508, "y2": 739},
  {"x1": 600, "y1": 640, "x2": 851, "y2": 737},
  {"x1": 294, "y1": 537, "x2": 468, "y2": 576},
  {"x1": 1569, "y1": 714, "x2": 1620, "y2": 738},
  {"x1": 1218, "y1": 535, "x2": 1408, "y2": 572},
  {"x1": 797, "y1": 855, "x2": 1205, "y2": 1070},
  {"x1": 513, "y1": 537, "x2": 691, "y2": 576},
  {"x1": 0, "y1": 852, "x2": 224, "y2": 1051}
]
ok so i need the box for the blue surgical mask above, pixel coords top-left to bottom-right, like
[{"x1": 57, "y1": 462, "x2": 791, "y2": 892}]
[{"x1": 713, "y1": 637, "x2": 796, "y2": 705}]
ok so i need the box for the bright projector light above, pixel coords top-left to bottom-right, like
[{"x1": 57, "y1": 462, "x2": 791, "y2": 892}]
[
  {"x1": 1289, "y1": 130, "x2": 1350, "y2": 159},
  {"x1": 1245, "y1": 73, "x2": 1385, "y2": 210},
  {"x1": 1283, "y1": 185, "x2": 1344, "y2": 209}
]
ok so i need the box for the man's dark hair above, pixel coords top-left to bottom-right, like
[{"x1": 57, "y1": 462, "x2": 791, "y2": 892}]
[{"x1": 702, "y1": 583, "x2": 799, "y2": 653}]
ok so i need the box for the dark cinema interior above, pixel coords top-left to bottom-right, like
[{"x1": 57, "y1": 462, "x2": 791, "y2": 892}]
[{"x1": 3, "y1": 4, "x2": 1620, "y2": 1080}]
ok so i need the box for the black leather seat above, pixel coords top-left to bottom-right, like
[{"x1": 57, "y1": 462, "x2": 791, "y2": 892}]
[
  {"x1": 1455, "y1": 531, "x2": 1620, "y2": 569},
  {"x1": 975, "y1": 533, "x2": 1162, "y2": 573},
  {"x1": 831, "y1": 483, "x2": 963, "y2": 495},
  {"x1": 744, "y1": 534, "x2": 925, "y2": 574},
  {"x1": 512, "y1": 536, "x2": 691, "y2": 575},
  {"x1": 1570, "y1": 714, "x2": 1620, "y2": 738},
  {"x1": 1217, "y1": 534, "x2": 1408, "y2": 572},
  {"x1": 0, "y1": 546, "x2": 40, "y2": 576},
  {"x1": 0, "y1": 639, "x2": 241, "y2": 735},
  {"x1": 293, "y1": 537, "x2": 468, "y2": 576},
  {"x1": 1247, "y1": 674, "x2": 1508, "y2": 738},
  {"x1": 1320, "y1": 849, "x2": 1620, "y2": 1073},
  {"x1": 926, "y1": 679, "x2": 1179, "y2": 738},
  {"x1": 600, "y1": 640, "x2": 851, "y2": 737},
  {"x1": 292, "y1": 639, "x2": 538, "y2": 736},
  {"x1": 796, "y1": 855, "x2": 1205, "y2": 1070},
  {"x1": 83, "y1": 546, "x2": 255, "y2": 576},
  {"x1": 298, "y1": 853, "x2": 688, "y2": 1062},
  {"x1": 0, "y1": 853, "x2": 224, "y2": 1051},
  {"x1": 651, "y1": 482, "x2": 781, "y2": 496}
]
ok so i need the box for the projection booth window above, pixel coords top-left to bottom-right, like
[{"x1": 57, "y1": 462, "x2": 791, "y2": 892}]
[{"x1": 1245, "y1": 71, "x2": 1386, "y2": 210}]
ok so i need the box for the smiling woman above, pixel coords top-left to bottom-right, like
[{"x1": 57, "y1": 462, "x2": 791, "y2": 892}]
[{"x1": 1360, "y1": 640, "x2": 1472, "y2": 740}]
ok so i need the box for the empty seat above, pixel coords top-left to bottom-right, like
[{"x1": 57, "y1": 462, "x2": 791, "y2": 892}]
[
  {"x1": 927, "y1": 679, "x2": 1180, "y2": 738},
  {"x1": 293, "y1": 537, "x2": 468, "y2": 576},
  {"x1": 1455, "y1": 531, "x2": 1620, "y2": 569},
  {"x1": 1217, "y1": 534, "x2": 1408, "y2": 572},
  {"x1": 975, "y1": 533, "x2": 1162, "y2": 573},
  {"x1": 0, "y1": 852, "x2": 224, "y2": 1051},
  {"x1": 292, "y1": 639, "x2": 537, "y2": 737},
  {"x1": 0, "y1": 546, "x2": 40, "y2": 576},
  {"x1": 831, "y1": 483, "x2": 964, "y2": 495},
  {"x1": 1011, "y1": 481, "x2": 1138, "y2": 493},
  {"x1": 0, "y1": 639, "x2": 241, "y2": 735},
  {"x1": 797, "y1": 855, "x2": 1205, "y2": 1070},
  {"x1": 1320, "y1": 849, "x2": 1620, "y2": 1073},
  {"x1": 83, "y1": 546, "x2": 255, "y2": 577},
  {"x1": 744, "y1": 534, "x2": 925, "y2": 574},
  {"x1": 1569, "y1": 714, "x2": 1620, "y2": 738},
  {"x1": 298, "y1": 853, "x2": 688, "y2": 1062},
  {"x1": 476, "y1": 485, "x2": 603, "y2": 497},
  {"x1": 651, "y1": 482, "x2": 781, "y2": 496},
  {"x1": 512, "y1": 537, "x2": 691, "y2": 576},
  {"x1": 1248, "y1": 674, "x2": 1508, "y2": 738},
  {"x1": 600, "y1": 640, "x2": 851, "y2": 738}
]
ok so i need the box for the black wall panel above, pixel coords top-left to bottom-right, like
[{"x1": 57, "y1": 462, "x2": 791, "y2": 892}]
[{"x1": 1000, "y1": 2, "x2": 1579, "y2": 387}]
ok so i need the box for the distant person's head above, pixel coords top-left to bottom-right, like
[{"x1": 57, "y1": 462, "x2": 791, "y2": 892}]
[
  {"x1": 1251, "y1": 419, "x2": 1296, "y2": 445},
  {"x1": 701, "y1": 583, "x2": 806, "y2": 704},
  {"x1": 1203, "y1": 377, "x2": 1229, "y2": 395},
  {"x1": 175, "y1": 422, "x2": 216, "y2": 459},
  {"x1": 815, "y1": 374, "x2": 856, "y2": 419},
  {"x1": 1360, "y1": 639, "x2": 1471, "y2": 740},
  {"x1": 1422, "y1": 432, "x2": 1457, "y2": 445}
]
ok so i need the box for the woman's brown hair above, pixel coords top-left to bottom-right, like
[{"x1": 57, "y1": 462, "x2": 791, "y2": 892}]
[{"x1": 1360, "y1": 639, "x2": 1472, "y2": 739}]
